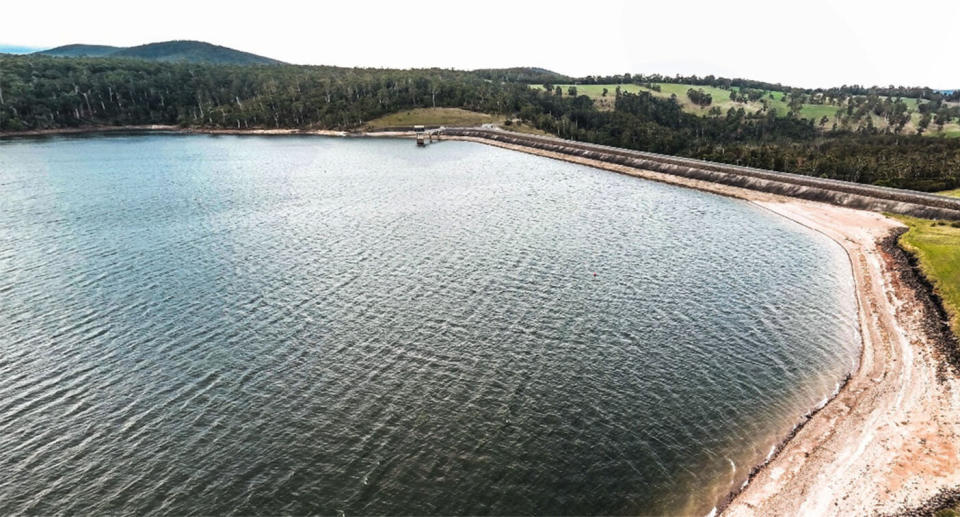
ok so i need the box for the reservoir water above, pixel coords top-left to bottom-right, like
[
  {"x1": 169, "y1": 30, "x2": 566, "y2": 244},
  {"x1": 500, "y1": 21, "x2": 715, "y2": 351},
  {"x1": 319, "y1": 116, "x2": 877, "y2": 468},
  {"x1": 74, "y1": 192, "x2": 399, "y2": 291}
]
[{"x1": 0, "y1": 134, "x2": 859, "y2": 515}]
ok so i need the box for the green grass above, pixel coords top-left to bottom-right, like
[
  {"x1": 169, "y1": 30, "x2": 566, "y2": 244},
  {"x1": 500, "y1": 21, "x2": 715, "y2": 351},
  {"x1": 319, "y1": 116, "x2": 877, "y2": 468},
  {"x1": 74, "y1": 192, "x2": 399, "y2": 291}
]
[
  {"x1": 530, "y1": 83, "x2": 645, "y2": 97},
  {"x1": 939, "y1": 188, "x2": 960, "y2": 198},
  {"x1": 797, "y1": 103, "x2": 841, "y2": 123},
  {"x1": 643, "y1": 83, "x2": 747, "y2": 113},
  {"x1": 532, "y1": 83, "x2": 843, "y2": 120},
  {"x1": 892, "y1": 96, "x2": 922, "y2": 109},
  {"x1": 365, "y1": 108, "x2": 501, "y2": 129},
  {"x1": 622, "y1": 82, "x2": 819, "y2": 118},
  {"x1": 929, "y1": 123, "x2": 960, "y2": 138},
  {"x1": 530, "y1": 84, "x2": 644, "y2": 110},
  {"x1": 894, "y1": 215, "x2": 960, "y2": 334}
]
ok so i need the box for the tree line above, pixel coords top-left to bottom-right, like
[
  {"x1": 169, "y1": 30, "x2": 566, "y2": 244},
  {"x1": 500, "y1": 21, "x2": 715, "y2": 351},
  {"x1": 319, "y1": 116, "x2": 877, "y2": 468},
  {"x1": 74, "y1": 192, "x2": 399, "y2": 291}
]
[
  {"x1": 572, "y1": 72, "x2": 958, "y2": 103},
  {"x1": 0, "y1": 55, "x2": 524, "y2": 131},
  {"x1": 1, "y1": 54, "x2": 958, "y2": 192}
]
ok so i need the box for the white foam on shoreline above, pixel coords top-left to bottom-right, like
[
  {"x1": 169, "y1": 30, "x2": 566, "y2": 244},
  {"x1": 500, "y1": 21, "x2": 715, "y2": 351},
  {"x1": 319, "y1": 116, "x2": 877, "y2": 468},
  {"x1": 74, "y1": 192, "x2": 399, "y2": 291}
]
[{"x1": 765, "y1": 445, "x2": 777, "y2": 462}]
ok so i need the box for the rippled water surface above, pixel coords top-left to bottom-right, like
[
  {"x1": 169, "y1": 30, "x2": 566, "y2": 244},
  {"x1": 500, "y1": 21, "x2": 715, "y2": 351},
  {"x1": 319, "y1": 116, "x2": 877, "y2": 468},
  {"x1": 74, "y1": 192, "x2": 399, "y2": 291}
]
[{"x1": 0, "y1": 134, "x2": 859, "y2": 515}]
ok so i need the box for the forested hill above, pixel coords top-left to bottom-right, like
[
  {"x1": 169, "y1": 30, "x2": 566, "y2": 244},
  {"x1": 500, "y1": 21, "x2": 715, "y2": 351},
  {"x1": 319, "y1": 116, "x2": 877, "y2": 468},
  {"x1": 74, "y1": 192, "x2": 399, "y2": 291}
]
[
  {"x1": 472, "y1": 67, "x2": 570, "y2": 84},
  {"x1": 1, "y1": 53, "x2": 958, "y2": 192},
  {"x1": 37, "y1": 41, "x2": 283, "y2": 65},
  {"x1": 34, "y1": 44, "x2": 120, "y2": 58}
]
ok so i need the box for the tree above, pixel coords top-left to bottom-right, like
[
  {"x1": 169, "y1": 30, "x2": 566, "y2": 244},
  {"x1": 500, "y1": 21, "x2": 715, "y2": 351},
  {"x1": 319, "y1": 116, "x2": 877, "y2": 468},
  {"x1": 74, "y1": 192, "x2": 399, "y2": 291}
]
[
  {"x1": 686, "y1": 88, "x2": 712, "y2": 107},
  {"x1": 918, "y1": 112, "x2": 932, "y2": 135},
  {"x1": 567, "y1": 86, "x2": 578, "y2": 97},
  {"x1": 787, "y1": 94, "x2": 804, "y2": 115},
  {"x1": 602, "y1": 87, "x2": 608, "y2": 97},
  {"x1": 935, "y1": 107, "x2": 952, "y2": 132}
]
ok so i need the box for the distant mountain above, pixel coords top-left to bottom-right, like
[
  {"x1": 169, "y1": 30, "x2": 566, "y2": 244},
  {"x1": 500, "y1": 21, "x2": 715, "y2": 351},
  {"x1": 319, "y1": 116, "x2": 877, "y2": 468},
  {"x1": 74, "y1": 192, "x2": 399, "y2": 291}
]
[
  {"x1": 0, "y1": 44, "x2": 45, "y2": 55},
  {"x1": 472, "y1": 67, "x2": 571, "y2": 84},
  {"x1": 38, "y1": 44, "x2": 121, "y2": 58},
  {"x1": 36, "y1": 40, "x2": 283, "y2": 65}
]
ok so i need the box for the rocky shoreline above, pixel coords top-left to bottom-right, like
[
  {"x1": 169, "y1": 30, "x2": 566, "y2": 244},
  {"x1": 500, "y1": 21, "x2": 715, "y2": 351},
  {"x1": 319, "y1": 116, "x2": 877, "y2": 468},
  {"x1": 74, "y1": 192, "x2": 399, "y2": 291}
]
[
  {"x1": 882, "y1": 230, "x2": 960, "y2": 379},
  {"x1": 889, "y1": 487, "x2": 960, "y2": 516}
]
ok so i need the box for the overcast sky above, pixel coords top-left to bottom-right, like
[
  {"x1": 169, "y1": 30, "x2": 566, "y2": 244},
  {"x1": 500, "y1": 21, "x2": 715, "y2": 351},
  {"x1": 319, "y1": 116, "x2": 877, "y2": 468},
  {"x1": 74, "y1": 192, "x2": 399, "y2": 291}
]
[{"x1": 3, "y1": 0, "x2": 957, "y2": 89}]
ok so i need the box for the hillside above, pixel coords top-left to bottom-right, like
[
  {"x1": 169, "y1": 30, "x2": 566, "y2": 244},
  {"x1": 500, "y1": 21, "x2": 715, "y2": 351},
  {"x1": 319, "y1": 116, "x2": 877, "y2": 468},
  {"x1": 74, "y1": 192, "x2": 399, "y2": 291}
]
[
  {"x1": 472, "y1": 67, "x2": 570, "y2": 84},
  {"x1": 534, "y1": 83, "x2": 960, "y2": 137},
  {"x1": 37, "y1": 40, "x2": 283, "y2": 65},
  {"x1": 39, "y1": 44, "x2": 121, "y2": 57}
]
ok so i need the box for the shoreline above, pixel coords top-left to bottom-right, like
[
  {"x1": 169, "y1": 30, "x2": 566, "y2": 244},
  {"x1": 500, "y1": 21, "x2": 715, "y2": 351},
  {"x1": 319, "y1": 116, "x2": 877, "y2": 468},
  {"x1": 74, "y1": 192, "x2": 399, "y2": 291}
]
[
  {"x1": 0, "y1": 125, "x2": 396, "y2": 138},
  {"x1": 6, "y1": 125, "x2": 958, "y2": 514}
]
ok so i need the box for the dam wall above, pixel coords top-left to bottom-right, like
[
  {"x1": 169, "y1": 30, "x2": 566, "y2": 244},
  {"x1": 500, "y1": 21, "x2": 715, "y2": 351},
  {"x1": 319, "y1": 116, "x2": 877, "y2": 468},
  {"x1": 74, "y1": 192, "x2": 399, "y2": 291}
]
[{"x1": 442, "y1": 128, "x2": 960, "y2": 221}]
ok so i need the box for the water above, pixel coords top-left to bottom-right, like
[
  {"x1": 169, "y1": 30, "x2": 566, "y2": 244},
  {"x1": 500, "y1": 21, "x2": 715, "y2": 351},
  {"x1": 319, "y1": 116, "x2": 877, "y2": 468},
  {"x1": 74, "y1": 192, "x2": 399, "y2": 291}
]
[{"x1": 0, "y1": 134, "x2": 859, "y2": 515}]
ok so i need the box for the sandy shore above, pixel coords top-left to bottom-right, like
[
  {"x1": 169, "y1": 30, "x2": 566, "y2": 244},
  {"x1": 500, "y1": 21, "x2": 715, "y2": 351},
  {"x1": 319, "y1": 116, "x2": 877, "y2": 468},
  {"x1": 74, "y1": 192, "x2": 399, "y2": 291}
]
[
  {"x1": 724, "y1": 202, "x2": 960, "y2": 516},
  {"x1": 449, "y1": 135, "x2": 960, "y2": 515}
]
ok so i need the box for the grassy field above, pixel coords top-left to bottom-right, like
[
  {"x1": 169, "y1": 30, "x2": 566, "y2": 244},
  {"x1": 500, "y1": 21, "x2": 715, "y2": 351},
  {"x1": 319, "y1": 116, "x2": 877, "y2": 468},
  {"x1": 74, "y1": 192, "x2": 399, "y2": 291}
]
[
  {"x1": 365, "y1": 108, "x2": 502, "y2": 129},
  {"x1": 894, "y1": 215, "x2": 960, "y2": 334},
  {"x1": 530, "y1": 84, "x2": 645, "y2": 110},
  {"x1": 533, "y1": 84, "x2": 645, "y2": 97},
  {"x1": 532, "y1": 83, "x2": 843, "y2": 120},
  {"x1": 928, "y1": 123, "x2": 960, "y2": 137},
  {"x1": 939, "y1": 188, "x2": 960, "y2": 198},
  {"x1": 642, "y1": 83, "x2": 751, "y2": 114}
]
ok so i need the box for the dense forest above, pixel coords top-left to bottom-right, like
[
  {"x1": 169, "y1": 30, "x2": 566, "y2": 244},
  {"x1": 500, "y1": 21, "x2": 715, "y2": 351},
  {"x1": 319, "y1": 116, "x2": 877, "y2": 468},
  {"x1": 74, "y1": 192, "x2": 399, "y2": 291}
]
[
  {"x1": 1, "y1": 54, "x2": 958, "y2": 191},
  {"x1": 0, "y1": 56, "x2": 518, "y2": 129}
]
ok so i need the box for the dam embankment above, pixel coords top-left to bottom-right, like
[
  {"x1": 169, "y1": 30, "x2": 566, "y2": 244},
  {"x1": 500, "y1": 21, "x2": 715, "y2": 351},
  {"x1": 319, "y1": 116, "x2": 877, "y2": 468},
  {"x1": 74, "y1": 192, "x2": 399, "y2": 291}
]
[{"x1": 441, "y1": 128, "x2": 960, "y2": 221}]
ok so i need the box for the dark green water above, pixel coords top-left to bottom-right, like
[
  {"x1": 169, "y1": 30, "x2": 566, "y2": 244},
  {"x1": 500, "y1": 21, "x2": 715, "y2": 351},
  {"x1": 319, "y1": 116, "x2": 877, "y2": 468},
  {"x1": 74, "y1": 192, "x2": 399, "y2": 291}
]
[{"x1": 0, "y1": 134, "x2": 859, "y2": 515}]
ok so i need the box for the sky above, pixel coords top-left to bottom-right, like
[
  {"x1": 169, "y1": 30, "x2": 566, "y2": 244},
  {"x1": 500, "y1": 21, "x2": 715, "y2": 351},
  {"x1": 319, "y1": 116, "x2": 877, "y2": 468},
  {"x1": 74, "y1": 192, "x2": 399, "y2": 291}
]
[{"x1": 3, "y1": 0, "x2": 958, "y2": 89}]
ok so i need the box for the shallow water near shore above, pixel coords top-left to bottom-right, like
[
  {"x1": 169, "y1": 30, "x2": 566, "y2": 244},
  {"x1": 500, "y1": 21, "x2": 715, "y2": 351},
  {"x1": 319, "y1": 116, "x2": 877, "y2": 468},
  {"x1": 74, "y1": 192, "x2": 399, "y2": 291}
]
[{"x1": 0, "y1": 134, "x2": 859, "y2": 515}]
